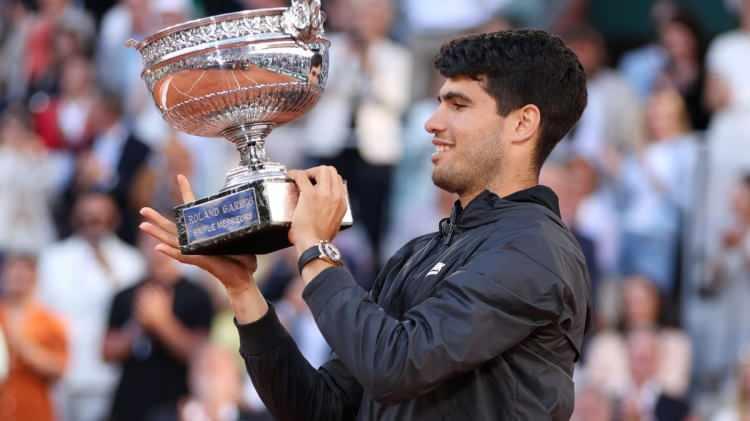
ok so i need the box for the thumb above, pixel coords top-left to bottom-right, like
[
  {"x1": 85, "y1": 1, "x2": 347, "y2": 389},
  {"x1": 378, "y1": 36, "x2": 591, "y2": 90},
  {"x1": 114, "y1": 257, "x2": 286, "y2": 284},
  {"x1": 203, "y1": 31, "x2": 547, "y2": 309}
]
[{"x1": 176, "y1": 174, "x2": 196, "y2": 203}]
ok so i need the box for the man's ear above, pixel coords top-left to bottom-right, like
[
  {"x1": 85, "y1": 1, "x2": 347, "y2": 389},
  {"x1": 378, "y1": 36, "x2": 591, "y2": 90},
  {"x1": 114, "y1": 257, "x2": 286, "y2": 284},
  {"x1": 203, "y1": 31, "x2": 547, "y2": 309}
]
[{"x1": 508, "y1": 104, "x2": 541, "y2": 145}]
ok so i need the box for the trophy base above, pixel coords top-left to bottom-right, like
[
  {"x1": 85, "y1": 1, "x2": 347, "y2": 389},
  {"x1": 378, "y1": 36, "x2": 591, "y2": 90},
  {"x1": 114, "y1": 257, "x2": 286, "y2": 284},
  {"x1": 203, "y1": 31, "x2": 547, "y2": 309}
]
[{"x1": 174, "y1": 177, "x2": 353, "y2": 255}]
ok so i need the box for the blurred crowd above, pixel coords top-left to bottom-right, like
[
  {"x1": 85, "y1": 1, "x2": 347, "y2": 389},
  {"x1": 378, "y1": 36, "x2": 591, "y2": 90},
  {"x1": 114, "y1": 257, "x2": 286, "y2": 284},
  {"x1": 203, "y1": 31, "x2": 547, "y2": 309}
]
[{"x1": 0, "y1": 0, "x2": 749, "y2": 420}]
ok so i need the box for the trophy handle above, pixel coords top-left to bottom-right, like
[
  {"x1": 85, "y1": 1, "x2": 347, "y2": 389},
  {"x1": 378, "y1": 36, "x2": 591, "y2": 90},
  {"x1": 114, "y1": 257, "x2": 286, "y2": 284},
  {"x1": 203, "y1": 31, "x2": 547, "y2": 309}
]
[
  {"x1": 125, "y1": 38, "x2": 145, "y2": 50},
  {"x1": 283, "y1": 0, "x2": 325, "y2": 43}
]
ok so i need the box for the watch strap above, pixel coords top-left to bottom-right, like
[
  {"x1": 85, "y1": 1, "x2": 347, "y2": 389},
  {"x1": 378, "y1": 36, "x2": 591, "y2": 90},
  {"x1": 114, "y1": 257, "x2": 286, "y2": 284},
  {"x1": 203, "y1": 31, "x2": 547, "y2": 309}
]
[{"x1": 297, "y1": 244, "x2": 323, "y2": 274}]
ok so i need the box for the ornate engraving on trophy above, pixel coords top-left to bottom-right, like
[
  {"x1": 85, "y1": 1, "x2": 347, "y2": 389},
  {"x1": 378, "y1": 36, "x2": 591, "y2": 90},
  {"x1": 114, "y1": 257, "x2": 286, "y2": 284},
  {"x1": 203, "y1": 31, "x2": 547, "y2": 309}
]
[{"x1": 128, "y1": 0, "x2": 352, "y2": 255}]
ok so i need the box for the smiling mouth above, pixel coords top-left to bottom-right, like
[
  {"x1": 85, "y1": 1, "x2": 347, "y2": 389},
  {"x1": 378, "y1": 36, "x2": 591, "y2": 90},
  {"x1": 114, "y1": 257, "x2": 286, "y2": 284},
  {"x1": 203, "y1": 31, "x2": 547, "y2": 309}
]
[
  {"x1": 432, "y1": 143, "x2": 454, "y2": 163},
  {"x1": 434, "y1": 144, "x2": 452, "y2": 153}
]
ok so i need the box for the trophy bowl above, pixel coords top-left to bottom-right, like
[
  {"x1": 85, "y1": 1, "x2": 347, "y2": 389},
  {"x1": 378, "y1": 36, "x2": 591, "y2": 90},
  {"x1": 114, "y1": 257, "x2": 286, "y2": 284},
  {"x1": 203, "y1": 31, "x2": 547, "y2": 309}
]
[{"x1": 128, "y1": 0, "x2": 352, "y2": 255}]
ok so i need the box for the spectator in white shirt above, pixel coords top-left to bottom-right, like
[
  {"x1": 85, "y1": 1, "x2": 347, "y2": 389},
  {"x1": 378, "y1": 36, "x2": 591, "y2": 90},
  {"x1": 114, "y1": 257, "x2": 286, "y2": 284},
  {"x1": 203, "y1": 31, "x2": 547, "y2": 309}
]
[
  {"x1": 560, "y1": 26, "x2": 644, "y2": 173},
  {"x1": 618, "y1": 88, "x2": 698, "y2": 293},
  {"x1": 0, "y1": 106, "x2": 56, "y2": 254},
  {"x1": 37, "y1": 191, "x2": 145, "y2": 421},
  {"x1": 619, "y1": 329, "x2": 691, "y2": 421},
  {"x1": 706, "y1": 0, "x2": 750, "y2": 113},
  {"x1": 302, "y1": 0, "x2": 412, "y2": 265}
]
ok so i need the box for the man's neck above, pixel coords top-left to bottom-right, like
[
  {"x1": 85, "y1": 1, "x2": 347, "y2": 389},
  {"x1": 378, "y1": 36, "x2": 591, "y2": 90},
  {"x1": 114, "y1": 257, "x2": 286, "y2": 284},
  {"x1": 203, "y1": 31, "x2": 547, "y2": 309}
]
[
  {"x1": 458, "y1": 177, "x2": 538, "y2": 208},
  {"x1": 3, "y1": 294, "x2": 33, "y2": 309}
]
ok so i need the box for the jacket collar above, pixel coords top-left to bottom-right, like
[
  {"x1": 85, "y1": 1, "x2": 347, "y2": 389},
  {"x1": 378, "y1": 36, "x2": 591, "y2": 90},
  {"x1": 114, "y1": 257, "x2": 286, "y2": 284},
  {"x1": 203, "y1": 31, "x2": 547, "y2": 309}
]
[
  {"x1": 446, "y1": 185, "x2": 561, "y2": 230},
  {"x1": 502, "y1": 185, "x2": 561, "y2": 217}
]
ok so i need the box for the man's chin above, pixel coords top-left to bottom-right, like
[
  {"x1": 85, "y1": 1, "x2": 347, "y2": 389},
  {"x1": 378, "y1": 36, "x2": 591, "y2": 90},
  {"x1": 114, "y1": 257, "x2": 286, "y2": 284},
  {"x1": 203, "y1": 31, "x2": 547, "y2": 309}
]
[{"x1": 432, "y1": 171, "x2": 459, "y2": 194}]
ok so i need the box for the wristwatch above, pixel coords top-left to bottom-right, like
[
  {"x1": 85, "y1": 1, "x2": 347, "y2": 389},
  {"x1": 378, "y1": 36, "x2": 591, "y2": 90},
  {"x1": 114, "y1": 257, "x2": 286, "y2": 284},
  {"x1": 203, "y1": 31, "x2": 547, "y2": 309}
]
[{"x1": 297, "y1": 240, "x2": 344, "y2": 274}]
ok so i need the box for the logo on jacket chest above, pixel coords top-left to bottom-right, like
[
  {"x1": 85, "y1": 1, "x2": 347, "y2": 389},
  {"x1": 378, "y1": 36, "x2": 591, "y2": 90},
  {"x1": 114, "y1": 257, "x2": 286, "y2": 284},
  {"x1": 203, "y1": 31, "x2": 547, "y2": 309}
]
[{"x1": 426, "y1": 262, "x2": 446, "y2": 277}]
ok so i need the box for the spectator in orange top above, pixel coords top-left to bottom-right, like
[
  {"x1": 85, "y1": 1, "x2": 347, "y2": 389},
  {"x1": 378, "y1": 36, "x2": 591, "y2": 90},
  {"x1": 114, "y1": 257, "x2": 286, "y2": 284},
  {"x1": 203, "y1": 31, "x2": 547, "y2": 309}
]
[{"x1": 0, "y1": 253, "x2": 69, "y2": 421}]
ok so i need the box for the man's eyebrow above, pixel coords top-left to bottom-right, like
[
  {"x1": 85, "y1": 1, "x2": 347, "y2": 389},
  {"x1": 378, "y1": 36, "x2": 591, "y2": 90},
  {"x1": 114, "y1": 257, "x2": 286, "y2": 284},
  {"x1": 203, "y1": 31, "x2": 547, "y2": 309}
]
[{"x1": 437, "y1": 91, "x2": 473, "y2": 104}]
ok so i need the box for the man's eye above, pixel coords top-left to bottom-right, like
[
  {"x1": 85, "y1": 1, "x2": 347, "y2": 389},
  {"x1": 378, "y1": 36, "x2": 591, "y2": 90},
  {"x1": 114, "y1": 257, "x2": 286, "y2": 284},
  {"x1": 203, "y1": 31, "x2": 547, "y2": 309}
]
[{"x1": 452, "y1": 103, "x2": 467, "y2": 110}]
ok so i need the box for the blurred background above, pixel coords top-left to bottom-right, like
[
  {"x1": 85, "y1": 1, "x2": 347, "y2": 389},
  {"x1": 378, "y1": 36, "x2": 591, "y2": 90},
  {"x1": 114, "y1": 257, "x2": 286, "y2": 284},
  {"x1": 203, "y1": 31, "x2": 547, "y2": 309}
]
[{"x1": 0, "y1": 0, "x2": 748, "y2": 420}]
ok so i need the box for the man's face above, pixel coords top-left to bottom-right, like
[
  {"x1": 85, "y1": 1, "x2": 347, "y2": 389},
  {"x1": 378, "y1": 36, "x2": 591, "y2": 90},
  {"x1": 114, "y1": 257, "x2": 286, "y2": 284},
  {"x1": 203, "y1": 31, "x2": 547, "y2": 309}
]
[
  {"x1": 2, "y1": 257, "x2": 37, "y2": 299},
  {"x1": 61, "y1": 56, "x2": 91, "y2": 96},
  {"x1": 74, "y1": 194, "x2": 116, "y2": 242},
  {"x1": 622, "y1": 277, "x2": 659, "y2": 329},
  {"x1": 566, "y1": 39, "x2": 601, "y2": 78},
  {"x1": 425, "y1": 77, "x2": 506, "y2": 197},
  {"x1": 353, "y1": 0, "x2": 393, "y2": 42}
]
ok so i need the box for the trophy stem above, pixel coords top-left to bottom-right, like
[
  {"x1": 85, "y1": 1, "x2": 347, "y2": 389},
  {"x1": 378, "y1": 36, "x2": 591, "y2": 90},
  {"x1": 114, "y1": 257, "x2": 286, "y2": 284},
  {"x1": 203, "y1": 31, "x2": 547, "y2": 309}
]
[
  {"x1": 222, "y1": 123, "x2": 275, "y2": 169},
  {"x1": 220, "y1": 123, "x2": 288, "y2": 191}
]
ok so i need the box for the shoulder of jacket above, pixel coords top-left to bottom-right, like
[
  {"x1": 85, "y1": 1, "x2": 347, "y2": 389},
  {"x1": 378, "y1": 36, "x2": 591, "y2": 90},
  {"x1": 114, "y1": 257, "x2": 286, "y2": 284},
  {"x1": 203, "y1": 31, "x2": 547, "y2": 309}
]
[
  {"x1": 484, "y1": 203, "x2": 563, "y2": 234},
  {"x1": 404, "y1": 231, "x2": 437, "y2": 248},
  {"x1": 384, "y1": 232, "x2": 437, "y2": 264},
  {"x1": 480, "y1": 210, "x2": 583, "y2": 268}
]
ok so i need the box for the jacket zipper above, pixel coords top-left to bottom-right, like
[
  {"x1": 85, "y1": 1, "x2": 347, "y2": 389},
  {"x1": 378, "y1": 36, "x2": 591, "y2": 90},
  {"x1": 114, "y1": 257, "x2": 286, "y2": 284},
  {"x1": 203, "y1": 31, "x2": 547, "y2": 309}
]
[{"x1": 444, "y1": 211, "x2": 457, "y2": 245}]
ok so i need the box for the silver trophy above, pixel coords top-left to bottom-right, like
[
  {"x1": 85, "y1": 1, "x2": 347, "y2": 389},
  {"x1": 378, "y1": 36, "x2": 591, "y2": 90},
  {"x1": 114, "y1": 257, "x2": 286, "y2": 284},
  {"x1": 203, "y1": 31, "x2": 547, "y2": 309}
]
[{"x1": 128, "y1": 0, "x2": 352, "y2": 255}]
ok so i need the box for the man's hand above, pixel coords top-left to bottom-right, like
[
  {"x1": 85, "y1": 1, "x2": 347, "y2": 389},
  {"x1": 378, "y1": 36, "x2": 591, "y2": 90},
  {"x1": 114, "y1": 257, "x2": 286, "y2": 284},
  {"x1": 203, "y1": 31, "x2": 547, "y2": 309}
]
[
  {"x1": 139, "y1": 175, "x2": 268, "y2": 324},
  {"x1": 139, "y1": 175, "x2": 257, "y2": 294},
  {"x1": 135, "y1": 285, "x2": 173, "y2": 331},
  {"x1": 287, "y1": 166, "x2": 348, "y2": 253}
]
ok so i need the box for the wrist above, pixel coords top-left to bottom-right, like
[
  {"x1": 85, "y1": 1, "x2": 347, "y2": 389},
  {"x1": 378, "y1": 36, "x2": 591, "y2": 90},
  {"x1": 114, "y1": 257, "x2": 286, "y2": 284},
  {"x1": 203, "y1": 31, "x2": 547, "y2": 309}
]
[
  {"x1": 226, "y1": 281, "x2": 268, "y2": 325},
  {"x1": 296, "y1": 239, "x2": 343, "y2": 275},
  {"x1": 225, "y1": 283, "x2": 252, "y2": 300},
  {"x1": 301, "y1": 259, "x2": 334, "y2": 286},
  {"x1": 294, "y1": 236, "x2": 320, "y2": 255}
]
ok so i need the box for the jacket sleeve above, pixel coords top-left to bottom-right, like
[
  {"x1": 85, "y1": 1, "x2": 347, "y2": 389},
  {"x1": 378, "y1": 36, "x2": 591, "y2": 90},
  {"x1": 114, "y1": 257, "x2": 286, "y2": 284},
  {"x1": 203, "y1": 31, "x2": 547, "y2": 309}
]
[
  {"x1": 302, "y1": 245, "x2": 570, "y2": 403},
  {"x1": 237, "y1": 305, "x2": 363, "y2": 421}
]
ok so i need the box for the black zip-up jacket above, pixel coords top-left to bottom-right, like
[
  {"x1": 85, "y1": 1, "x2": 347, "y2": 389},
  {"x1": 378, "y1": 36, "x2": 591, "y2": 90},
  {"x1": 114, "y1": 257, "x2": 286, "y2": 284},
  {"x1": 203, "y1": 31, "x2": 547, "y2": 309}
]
[{"x1": 238, "y1": 186, "x2": 591, "y2": 420}]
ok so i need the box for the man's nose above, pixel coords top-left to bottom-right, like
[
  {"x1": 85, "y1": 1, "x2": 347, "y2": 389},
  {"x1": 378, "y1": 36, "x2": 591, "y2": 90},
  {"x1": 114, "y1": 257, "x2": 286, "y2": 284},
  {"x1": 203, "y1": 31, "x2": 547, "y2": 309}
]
[{"x1": 424, "y1": 108, "x2": 444, "y2": 135}]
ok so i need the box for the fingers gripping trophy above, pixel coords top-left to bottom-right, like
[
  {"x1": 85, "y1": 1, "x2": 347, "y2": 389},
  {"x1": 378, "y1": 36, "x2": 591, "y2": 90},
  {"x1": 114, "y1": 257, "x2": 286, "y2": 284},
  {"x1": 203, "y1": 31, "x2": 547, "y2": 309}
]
[{"x1": 128, "y1": 0, "x2": 352, "y2": 255}]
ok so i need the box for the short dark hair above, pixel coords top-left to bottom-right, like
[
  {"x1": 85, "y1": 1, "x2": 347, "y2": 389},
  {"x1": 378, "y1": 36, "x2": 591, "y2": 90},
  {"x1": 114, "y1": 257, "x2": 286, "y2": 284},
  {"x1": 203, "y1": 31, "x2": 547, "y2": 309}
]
[{"x1": 434, "y1": 29, "x2": 587, "y2": 170}]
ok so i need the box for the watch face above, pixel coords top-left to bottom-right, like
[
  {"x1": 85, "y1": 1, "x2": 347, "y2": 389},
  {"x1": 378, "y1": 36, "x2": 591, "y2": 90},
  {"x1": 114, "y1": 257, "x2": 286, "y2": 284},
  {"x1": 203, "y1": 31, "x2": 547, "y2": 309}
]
[{"x1": 321, "y1": 242, "x2": 342, "y2": 262}]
